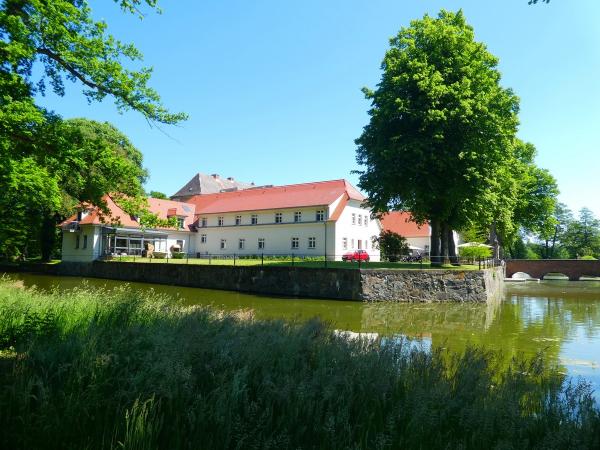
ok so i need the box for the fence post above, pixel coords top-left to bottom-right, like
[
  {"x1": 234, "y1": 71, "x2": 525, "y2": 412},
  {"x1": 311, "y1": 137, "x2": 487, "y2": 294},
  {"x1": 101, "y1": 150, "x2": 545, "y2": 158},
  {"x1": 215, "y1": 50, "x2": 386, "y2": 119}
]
[
  {"x1": 358, "y1": 257, "x2": 361, "y2": 270},
  {"x1": 261, "y1": 253, "x2": 264, "y2": 266},
  {"x1": 234, "y1": 253, "x2": 236, "y2": 266},
  {"x1": 292, "y1": 254, "x2": 294, "y2": 267},
  {"x1": 187, "y1": 253, "x2": 189, "y2": 264},
  {"x1": 166, "y1": 254, "x2": 169, "y2": 263},
  {"x1": 478, "y1": 257, "x2": 481, "y2": 270},
  {"x1": 324, "y1": 253, "x2": 328, "y2": 268},
  {"x1": 209, "y1": 254, "x2": 212, "y2": 265}
]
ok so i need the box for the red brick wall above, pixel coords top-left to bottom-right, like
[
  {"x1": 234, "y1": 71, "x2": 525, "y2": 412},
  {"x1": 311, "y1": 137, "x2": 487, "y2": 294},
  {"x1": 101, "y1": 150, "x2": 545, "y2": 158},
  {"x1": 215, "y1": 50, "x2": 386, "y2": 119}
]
[{"x1": 506, "y1": 260, "x2": 600, "y2": 281}]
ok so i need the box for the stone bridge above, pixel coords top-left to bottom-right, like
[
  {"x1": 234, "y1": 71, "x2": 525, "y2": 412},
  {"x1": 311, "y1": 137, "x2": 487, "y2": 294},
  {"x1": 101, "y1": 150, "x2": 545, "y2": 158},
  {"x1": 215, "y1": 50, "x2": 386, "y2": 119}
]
[{"x1": 506, "y1": 259, "x2": 600, "y2": 281}]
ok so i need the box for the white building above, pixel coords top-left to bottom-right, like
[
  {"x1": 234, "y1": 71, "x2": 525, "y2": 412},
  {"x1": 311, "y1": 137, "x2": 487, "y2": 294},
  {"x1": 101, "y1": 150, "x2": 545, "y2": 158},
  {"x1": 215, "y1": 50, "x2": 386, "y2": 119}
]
[{"x1": 60, "y1": 177, "x2": 382, "y2": 261}]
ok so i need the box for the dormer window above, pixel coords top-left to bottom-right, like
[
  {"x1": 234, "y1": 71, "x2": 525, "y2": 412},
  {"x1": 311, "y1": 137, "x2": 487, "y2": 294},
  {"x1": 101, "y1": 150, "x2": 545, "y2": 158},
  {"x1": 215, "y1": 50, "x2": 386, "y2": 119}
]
[
  {"x1": 201, "y1": 217, "x2": 207, "y2": 227},
  {"x1": 177, "y1": 218, "x2": 185, "y2": 229},
  {"x1": 316, "y1": 210, "x2": 325, "y2": 221},
  {"x1": 294, "y1": 211, "x2": 302, "y2": 223}
]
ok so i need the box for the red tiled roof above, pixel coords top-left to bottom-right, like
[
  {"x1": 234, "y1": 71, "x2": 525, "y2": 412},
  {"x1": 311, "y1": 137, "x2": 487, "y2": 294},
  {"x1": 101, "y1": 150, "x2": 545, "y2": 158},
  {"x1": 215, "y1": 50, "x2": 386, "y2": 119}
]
[
  {"x1": 380, "y1": 212, "x2": 430, "y2": 238},
  {"x1": 147, "y1": 198, "x2": 196, "y2": 227},
  {"x1": 60, "y1": 195, "x2": 195, "y2": 229},
  {"x1": 189, "y1": 179, "x2": 365, "y2": 215}
]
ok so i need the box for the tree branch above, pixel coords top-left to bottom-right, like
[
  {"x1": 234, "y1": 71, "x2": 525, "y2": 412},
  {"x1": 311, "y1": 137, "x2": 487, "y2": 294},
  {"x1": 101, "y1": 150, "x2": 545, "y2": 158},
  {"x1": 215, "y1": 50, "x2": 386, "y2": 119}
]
[{"x1": 36, "y1": 46, "x2": 148, "y2": 119}]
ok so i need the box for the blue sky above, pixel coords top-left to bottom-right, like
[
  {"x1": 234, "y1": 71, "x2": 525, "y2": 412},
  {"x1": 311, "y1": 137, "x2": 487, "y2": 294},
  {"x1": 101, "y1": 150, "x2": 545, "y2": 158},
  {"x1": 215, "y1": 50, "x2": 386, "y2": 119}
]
[{"x1": 35, "y1": 0, "x2": 600, "y2": 217}]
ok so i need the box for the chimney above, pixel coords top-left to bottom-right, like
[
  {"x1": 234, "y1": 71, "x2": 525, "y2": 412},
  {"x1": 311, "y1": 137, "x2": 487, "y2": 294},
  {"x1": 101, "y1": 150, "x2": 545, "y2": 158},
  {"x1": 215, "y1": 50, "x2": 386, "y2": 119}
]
[{"x1": 211, "y1": 173, "x2": 219, "y2": 179}]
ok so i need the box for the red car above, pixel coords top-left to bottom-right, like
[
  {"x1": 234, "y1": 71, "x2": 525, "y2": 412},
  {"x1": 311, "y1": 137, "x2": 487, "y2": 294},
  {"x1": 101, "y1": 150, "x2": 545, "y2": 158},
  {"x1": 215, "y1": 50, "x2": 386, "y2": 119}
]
[{"x1": 342, "y1": 250, "x2": 370, "y2": 262}]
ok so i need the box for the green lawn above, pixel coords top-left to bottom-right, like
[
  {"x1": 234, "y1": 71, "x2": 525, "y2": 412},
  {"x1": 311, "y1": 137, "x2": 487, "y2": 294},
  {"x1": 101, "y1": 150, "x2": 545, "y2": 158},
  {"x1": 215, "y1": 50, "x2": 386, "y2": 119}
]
[{"x1": 105, "y1": 256, "x2": 480, "y2": 270}]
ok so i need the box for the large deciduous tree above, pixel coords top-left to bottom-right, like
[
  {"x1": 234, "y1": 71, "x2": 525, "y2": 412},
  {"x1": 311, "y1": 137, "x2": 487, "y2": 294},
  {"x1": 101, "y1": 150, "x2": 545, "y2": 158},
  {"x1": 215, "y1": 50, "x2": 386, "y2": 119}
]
[
  {"x1": 355, "y1": 10, "x2": 520, "y2": 265},
  {"x1": 0, "y1": 0, "x2": 186, "y2": 260},
  {"x1": 562, "y1": 208, "x2": 600, "y2": 258}
]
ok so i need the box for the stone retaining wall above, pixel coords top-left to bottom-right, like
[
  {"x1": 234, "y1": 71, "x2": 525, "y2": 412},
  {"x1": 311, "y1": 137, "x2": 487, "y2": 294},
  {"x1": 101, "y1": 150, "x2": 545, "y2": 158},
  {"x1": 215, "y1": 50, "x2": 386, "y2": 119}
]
[
  {"x1": 360, "y1": 266, "x2": 504, "y2": 302},
  {"x1": 2, "y1": 262, "x2": 504, "y2": 303}
]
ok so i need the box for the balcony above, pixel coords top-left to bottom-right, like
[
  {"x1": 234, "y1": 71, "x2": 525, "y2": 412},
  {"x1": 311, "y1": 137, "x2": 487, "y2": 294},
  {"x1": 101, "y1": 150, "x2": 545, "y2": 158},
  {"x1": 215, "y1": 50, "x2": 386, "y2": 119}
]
[{"x1": 62, "y1": 221, "x2": 80, "y2": 232}]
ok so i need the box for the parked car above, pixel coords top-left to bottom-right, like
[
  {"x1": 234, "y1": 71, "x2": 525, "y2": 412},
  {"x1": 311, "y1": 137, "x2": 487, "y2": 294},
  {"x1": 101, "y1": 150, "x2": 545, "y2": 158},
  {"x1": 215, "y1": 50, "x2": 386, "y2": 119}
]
[{"x1": 342, "y1": 250, "x2": 370, "y2": 262}]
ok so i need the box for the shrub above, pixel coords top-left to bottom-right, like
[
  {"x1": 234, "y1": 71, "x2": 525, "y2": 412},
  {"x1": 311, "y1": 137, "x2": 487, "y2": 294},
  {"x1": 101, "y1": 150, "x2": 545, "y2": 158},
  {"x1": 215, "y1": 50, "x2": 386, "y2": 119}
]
[
  {"x1": 375, "y1": 230, "x2": 410, "y2": 262},
  {"x1": 153, "y1": 251, "x2": 166, "y2": 259},
  {"x1": 580, "y1": 255, "x2": 597, "y2": 260},
  {"x1": 459, "y1": 245, "x2": 492, "y2": 260},
  {"x1": 171, "y1": 251, "x2": 185, "y2": 259}
]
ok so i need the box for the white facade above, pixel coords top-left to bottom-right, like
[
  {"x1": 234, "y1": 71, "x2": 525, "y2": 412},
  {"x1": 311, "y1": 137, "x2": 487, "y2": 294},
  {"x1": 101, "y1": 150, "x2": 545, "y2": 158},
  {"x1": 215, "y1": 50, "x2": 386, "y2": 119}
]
[
  {"x1": 61, "y1": 196, "x2": 382, "y2": 262},
  {"x1": 193, "y1": 202, "x2": 381, "y2": 261}
]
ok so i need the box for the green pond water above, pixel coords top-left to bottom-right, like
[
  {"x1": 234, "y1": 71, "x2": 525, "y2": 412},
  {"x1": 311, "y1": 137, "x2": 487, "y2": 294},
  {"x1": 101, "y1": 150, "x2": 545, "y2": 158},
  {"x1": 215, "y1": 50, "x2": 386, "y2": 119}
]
[{"x1": 6, "y1": 273, "x2": 600, "y2": 390}]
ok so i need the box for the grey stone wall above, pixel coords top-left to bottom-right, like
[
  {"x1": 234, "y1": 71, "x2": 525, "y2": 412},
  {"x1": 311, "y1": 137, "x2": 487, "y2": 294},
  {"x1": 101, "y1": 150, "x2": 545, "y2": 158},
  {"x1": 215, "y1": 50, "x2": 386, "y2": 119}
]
[
  {"x1": 360, "y1": 266, "x2": 504, "y2": 302},
  {"x1": 3, "y1": 262, "x2": 504, "y2": 303}
]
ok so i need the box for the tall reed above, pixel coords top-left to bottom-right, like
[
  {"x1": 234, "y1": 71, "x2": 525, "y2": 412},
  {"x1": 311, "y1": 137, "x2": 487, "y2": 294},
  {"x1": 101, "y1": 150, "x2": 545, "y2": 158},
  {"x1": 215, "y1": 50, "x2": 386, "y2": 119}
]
[{"x1": 0, "y1": 279, "x2": 598, "y2": 449}]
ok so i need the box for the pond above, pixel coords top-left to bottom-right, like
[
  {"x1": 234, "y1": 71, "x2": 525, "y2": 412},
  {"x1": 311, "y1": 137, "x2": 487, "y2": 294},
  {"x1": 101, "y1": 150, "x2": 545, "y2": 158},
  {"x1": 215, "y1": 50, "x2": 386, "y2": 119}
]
[{"x1": 6, "y1": 273, "x2": 600, "y2": 391}]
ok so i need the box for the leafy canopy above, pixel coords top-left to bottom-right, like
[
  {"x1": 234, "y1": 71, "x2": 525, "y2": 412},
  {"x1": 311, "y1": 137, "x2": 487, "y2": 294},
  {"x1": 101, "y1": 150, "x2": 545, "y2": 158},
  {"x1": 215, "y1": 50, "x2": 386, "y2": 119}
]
[
  {"x1": 0, "y1": 0, "x2": 186, "y2": 125},
  {"x1": 356, "y1": 9, "x2": 520, "y2": 231},
  {"x1": 0, "y1": 0, "x2": 185, "y2": 258}
]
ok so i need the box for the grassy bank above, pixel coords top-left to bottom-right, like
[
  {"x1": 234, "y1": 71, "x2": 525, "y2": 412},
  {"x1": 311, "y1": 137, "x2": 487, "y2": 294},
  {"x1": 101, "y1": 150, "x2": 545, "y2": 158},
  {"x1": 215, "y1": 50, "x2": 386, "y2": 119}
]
[
  {"x1": 0, "y1": 280, "x2": 598, "y2": 449},
  {"x1": 105, "y1": 256, "x2": 480, "y2": 270}
]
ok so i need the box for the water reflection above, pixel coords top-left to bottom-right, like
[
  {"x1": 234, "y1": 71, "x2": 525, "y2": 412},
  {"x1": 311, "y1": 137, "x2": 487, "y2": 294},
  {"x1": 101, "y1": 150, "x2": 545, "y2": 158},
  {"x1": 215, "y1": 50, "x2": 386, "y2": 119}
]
[{"x1": 5, "y1": 274, "x2": 600, "y2": 389}]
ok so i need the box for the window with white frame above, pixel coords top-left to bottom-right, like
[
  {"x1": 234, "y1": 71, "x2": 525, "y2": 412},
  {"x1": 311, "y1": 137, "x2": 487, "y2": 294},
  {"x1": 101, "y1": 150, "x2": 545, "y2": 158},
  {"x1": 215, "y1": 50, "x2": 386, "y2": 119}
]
[
  {"x1": 235, "y1": 215, "x2": 242, "y2": 225},
  {"x1": 316, "y1": 210, "x2": 325, "y2": 221},
  {"x1": 220, "y1": 239, "x2": 226, "y2": 249},
  {"x1": 258, "y1": 238, "x2": 265, "y2": 250},
  {"x1": 308, "y1": 237, "x2": 316, "y2": 249},
  {"x1": 218, "y1": 216, "x2": 224, "y2": 226},
  {"x1": 201, "y1": 217, "x2": 207, "y2": 227},
  {"x1": 364, "y1": 216, "x2": 369, "y2": 227},
  {"x1": 351, "y1": 238, "x2": 355, "y2": 249},
  {"x1": 357, "y1": 239, "x2": 362, "y2": 250},
  {"x1": 342, "y1": 237, "x2": 348, "y2": 250},
  {"x1": 358, "y1": 215, "x2": 362, "y2": 226},
  {"x1": 251, "y1": 214, "x2": 258, "y2": 225},
  {"x1": 352, "y1": 213, "x2": 356, "y2": 225},
  {"x1": 275, "y1": 212, "x2": 282, "y2": 223},
  {"x1": 294, "y1": 211, "x2": 302, "y2": 222},
  {"x1": 200, "y1": 234, "x2": 207, "y2": 244},
  {"x1": 291, "y1": 237, "x2": 299, "y2": 249},
  {"x1": 239, "y1": 238, "x2": 245, "y2": 250},
  {"x1": 365, "y1": 240, "x2": 368, "y2": 250}
]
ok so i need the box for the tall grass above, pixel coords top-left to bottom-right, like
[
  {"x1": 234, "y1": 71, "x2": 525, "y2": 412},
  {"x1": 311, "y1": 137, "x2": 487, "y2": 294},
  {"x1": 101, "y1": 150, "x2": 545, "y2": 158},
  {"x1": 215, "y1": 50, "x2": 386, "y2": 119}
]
[{"x1": 0, "y1": 279, "x2": 599, "y2": 449}]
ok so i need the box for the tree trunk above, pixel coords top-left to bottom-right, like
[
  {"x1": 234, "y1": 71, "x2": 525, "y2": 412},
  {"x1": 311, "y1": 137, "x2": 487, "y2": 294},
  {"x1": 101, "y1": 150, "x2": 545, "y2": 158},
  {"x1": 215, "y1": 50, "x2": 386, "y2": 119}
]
[
  {"x1": 40, "y1": 213, "x2": 57, "y2": 262},
  {"x1": 430, "y1": 218, "x2": 441, "y2": 266},
  {"x1": 440, "y1": 222, "x2": 449, "y2": 265},
  {"x1": 550, "y1": 226, "x2": 559, "y2": 259},
  {"x1": 447, "y1": 227, "x2": 458, "y2": 265},
  {"x1": 489, "y1": 222, "x2": 500, "y2": 262}
]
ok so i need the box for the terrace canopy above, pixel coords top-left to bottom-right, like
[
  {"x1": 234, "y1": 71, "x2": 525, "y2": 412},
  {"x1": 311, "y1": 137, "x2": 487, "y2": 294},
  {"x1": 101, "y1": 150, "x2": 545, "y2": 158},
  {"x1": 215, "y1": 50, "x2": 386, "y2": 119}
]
[{"x1": 101, "y1": 227, "x2": 169, "y2": 256}]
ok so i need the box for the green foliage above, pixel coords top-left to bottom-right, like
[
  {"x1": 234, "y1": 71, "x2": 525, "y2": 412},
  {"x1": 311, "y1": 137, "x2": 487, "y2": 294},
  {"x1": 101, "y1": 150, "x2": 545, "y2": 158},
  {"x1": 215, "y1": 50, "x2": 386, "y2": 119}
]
[
  {"x1": 0, "y1": 0, "x2": 186, "y2": 259},
  {"x1": 355, "y1": 10, "x2": 521, "y2": 263},
  {"x1": 148, "y1": 191, "x2": 169, "y2": 200},
  {"x1": 579, "y1": 255, "x2": 597, "y2": 261},
  {"x1": 171, "y1": 251, "x2": 185, "y2": 259},
  {"x1": 562, "y1": 208, "x2": 600, "y2": 259},
  {"x1": 0, "y1": 0, "x2": 186, "y2": 124},
  {"x1": 375, "y1": 229, "x2": 410, "y2": 262},
  {"x1": 0, "y1": 280, "x2": 599, "y2": 449},
  {"x1": 459, "y1": 246, "x2": 492, "y2": 260}
]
